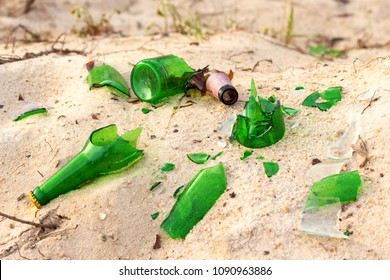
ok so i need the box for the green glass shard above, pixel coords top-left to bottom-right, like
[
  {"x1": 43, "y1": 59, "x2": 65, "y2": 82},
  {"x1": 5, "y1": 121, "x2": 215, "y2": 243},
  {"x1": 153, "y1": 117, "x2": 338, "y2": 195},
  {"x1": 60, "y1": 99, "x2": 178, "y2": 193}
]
[
  {"x1": 150, "y1": 181, "x2": 162, "y2": 191},
  {"x1": 87, "y1": 64, "x2": 130, "y2": 99},
  {"x1": 295, "y1": 86, "x2": 305, "y2": 90},
  {"x1": 28, "y1": 125, "x2": 144, "y2": 208},
  {"x1": 256, "y1": 156, "x2": 265, "y2": 160},
  {"x1": 302, "y1": 91, "x2": 321, "y2": 107},
  {"x1": 187, "y1": 153, "x2": 210, "y2": 164},
  {"x1": 344, "y1": 230, "x2": 351, "y2": 236},
  {"x1": 304, "y1": 170, "x2": 362, "y2": 212},
  {"x1": 160, "y1": 163, "x2": 175, "y2": 172},
  {"x1": 302, "y1": 86, "x2": 342, "y2": 111},
  {"x1": 14, "y1": 107, "x2": 47, "y2": 121},
  {"x1": 173, "y1": 185, "x2": 185, "y2": 198},
  {"x1": 211, "y1": 151, "x2": 223, "y2": 160},
  {"x1": 151, "y1": 212, "x2": 160, "y2": 220},
  {"x1": 161, "y1": 163, "x2": 227, "y2": 239},
  {"x1": 240, "y1": 150, "x2": 253, "y2": 160},
  {"x1": 281, "y1": 106, "x2": 300, "y2": 116},
  {"x1": 232, "y1": 79, "x2": 285, "y2": 148},
  {"x1": 141, "y1": 108, "x2": 153, "y2": 114},
  {"x1": 263, "y1": 161, "x2": 279, "y2": 177}
]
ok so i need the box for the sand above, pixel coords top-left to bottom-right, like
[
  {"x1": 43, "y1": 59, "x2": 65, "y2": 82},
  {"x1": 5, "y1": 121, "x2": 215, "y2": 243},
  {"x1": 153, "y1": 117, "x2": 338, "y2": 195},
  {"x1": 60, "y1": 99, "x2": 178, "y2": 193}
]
[{"x1": 0, "y1": 0, "x2": 389, "y2": 260}]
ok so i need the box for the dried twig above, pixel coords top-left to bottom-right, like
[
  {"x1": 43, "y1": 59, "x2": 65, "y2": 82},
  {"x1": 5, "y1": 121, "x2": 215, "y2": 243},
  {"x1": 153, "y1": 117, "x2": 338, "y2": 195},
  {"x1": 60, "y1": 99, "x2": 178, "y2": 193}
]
[{"x1": 0, "y1": 211, "x2": 57, "y2": 230}]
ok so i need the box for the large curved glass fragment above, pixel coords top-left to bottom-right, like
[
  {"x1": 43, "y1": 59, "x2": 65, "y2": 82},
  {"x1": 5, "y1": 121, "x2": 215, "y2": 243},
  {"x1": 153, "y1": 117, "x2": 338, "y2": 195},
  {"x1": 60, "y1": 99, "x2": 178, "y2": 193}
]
[
  {"x1": 232, "y1": 79, "x2": 285, "y2": 148},
  {"x1": 87, "y1": 63, "x2": 130, "y2": 99},
  {"x1": 28, "y1": 125, "x2": 144, "y2": 208},
  {"x1": 299, "y1": 171, "x2": 362, "y2": 238},
  {"x1": 161, "y1": 163, "x2": 227, "y2": 239},
  {"x1": 304, "y1": 170, "x2": 362, "y2": 212}
]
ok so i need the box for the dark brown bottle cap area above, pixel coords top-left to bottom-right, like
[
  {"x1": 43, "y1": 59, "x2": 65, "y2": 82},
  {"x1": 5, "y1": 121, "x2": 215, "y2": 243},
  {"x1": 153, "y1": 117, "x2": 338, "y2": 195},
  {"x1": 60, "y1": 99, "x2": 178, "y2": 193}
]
[{"x1": 218, "y1": 85, "x2": 238, "y2": 105}]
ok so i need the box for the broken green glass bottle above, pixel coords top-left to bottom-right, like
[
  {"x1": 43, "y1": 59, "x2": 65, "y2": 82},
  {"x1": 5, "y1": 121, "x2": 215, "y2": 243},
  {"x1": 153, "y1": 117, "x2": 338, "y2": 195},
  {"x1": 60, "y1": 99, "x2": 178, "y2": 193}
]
[
  {"x1": 131, "y1": 55, "x2": 196, "y2": 104},
  {"x1": 232, "y1": 79, "x2": 285, "y2": 148},
  {"x1": 161, "y1": 163, "x2": 227, "y2": 239},
  {"x1": 28, "y1": 125, "x2": 144, "y2": 208}
]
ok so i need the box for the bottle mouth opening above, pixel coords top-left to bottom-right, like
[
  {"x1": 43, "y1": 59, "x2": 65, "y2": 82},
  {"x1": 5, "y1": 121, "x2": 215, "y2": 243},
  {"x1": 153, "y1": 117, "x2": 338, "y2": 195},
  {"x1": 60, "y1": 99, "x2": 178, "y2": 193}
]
[{"x1": 219, "y1": 85, "x2": 238, "y2": 105}]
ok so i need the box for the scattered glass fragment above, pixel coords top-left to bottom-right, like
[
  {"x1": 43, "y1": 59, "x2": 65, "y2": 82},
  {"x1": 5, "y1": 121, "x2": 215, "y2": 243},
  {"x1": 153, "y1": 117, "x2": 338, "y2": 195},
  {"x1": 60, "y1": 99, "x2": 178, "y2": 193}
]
[
  {"x1": 308, "y1": 45, "x2": 343, "y2": 58},
  {"x1": 28, "y1": 125, "x2": 144, "y2": 208},
  {"x1": 302, "y1": 86, "x2": 342, "y2": 111},
  {"x1": 300, "y1": 171, "x2": 362, "y2": 238},
  {"x1": 150, "y1": 181, "x2": 162, "y2": 191},
  {"x1": 218, "y1": 114, "x2": 237, "y2": 137},
  {"x1": 281, "y1": 106, "x2": 300, "y2": 116},
  {"x1": 299, "y1": 200, "x2": 347, "y2": 238},
  {"x1": 304, "y1": 171, "x2": 362, "y2": 212},
  {"x1": 256, "y1": 156, "x2": 265, "y2": 160},
  {"x1": 240, "y1": 150, "x2": 253, "y2": 160},
  {"x1": 187, "y1": 153, "x2": 210, "y2": 164},
  {"x1": 231, "y1": 79, "x2": 285, "y2": 148},
  {"x1": 173, "y1": 185, "x2": 185, "y2": 198},
  {"x1": 263, "y1": 161, "x2": 279, "y2": 177},
  {"x1": 151, "y1": 212, "x2": 160, "y2": 220},
  {"x1": 141, "y1": 108, "x2": 153, "y2": 114},
  {"x1": 344, "y1": 230, "x2": 352, "y2": 236},
  {"x1": 211, "y1": 151, "x2": 223, "y2": 160},
  {"x1": 87, "y1": 63, "x2": 130, "y2": 99},
  {"x1": 14, "y1": 107, "x2": 47, "y2": 121},
  {"x1": 161, "y1": 163, "x2": 227, "y2": 239},
  {"x1": 324, "y1": 113, "x2": 361, "y2": 160},
  {"x1": 307, "y1": 160, "x2": 346, "y2": 182},
  {"x1": 131, "y1": 55, "x2": 196, "y2": 104},
  {"x1": 217, "y1": 140, "x2": 227, "y2": 148},
  {"x1": 290, "y1": 121, "x2": 300, "y2": 129},
  {"x1": 295, "y1": 86, "x2": 305, "y2": 90},
  {"x1": 307, "y1": 113, "x2": 360, "y2": 181},
  {"x1": 153, "y1": 234, "x2": 162, "y2": 249},
  {"x1": 160, "y1": 163, "x2": 175, "y2": 172}
]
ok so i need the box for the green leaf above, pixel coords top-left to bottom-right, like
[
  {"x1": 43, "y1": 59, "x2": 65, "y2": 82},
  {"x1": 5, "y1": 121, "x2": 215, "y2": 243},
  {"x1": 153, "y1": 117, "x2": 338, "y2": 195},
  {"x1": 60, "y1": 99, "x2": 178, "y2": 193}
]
[
  {"x1": 187, "y1": 153, "x2": 210, "y2": 164},
  {"x1": 263, "y1": 161, "x2": 279, "y2": 177},
  {"x1": 309, "y1": 45, "x2": 327, "y2": 56}
]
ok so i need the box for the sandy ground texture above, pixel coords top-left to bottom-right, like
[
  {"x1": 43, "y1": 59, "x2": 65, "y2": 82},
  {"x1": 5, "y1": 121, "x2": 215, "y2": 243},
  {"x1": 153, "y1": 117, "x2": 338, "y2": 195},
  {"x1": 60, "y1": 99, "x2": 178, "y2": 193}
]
[{"x1": 0, "y1": 0, "x2": 389, "y2": 260}]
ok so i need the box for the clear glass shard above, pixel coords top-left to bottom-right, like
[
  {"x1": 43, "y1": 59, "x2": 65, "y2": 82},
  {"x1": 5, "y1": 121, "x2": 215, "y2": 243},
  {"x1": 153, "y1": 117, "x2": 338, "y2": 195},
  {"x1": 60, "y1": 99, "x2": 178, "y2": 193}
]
[
  {"x1": 306, "y1": 160, "x2": 347, "y2": 182},
  {"x1": 324, "y1": 113, "x2": 361, "y2": 160},
  {"x1": 299, "y1": 200, "x2": 347, "y2": 239},
  {"x1": 218, "y1": 114, "x2": 237, "y2": 137}
]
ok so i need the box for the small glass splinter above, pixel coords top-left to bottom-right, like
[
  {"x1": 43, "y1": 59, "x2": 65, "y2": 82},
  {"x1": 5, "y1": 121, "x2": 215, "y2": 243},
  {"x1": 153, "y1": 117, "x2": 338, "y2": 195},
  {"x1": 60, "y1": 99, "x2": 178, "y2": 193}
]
[{"x1": 28, "y1": 125, "x2": 144, "y2": 208}]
